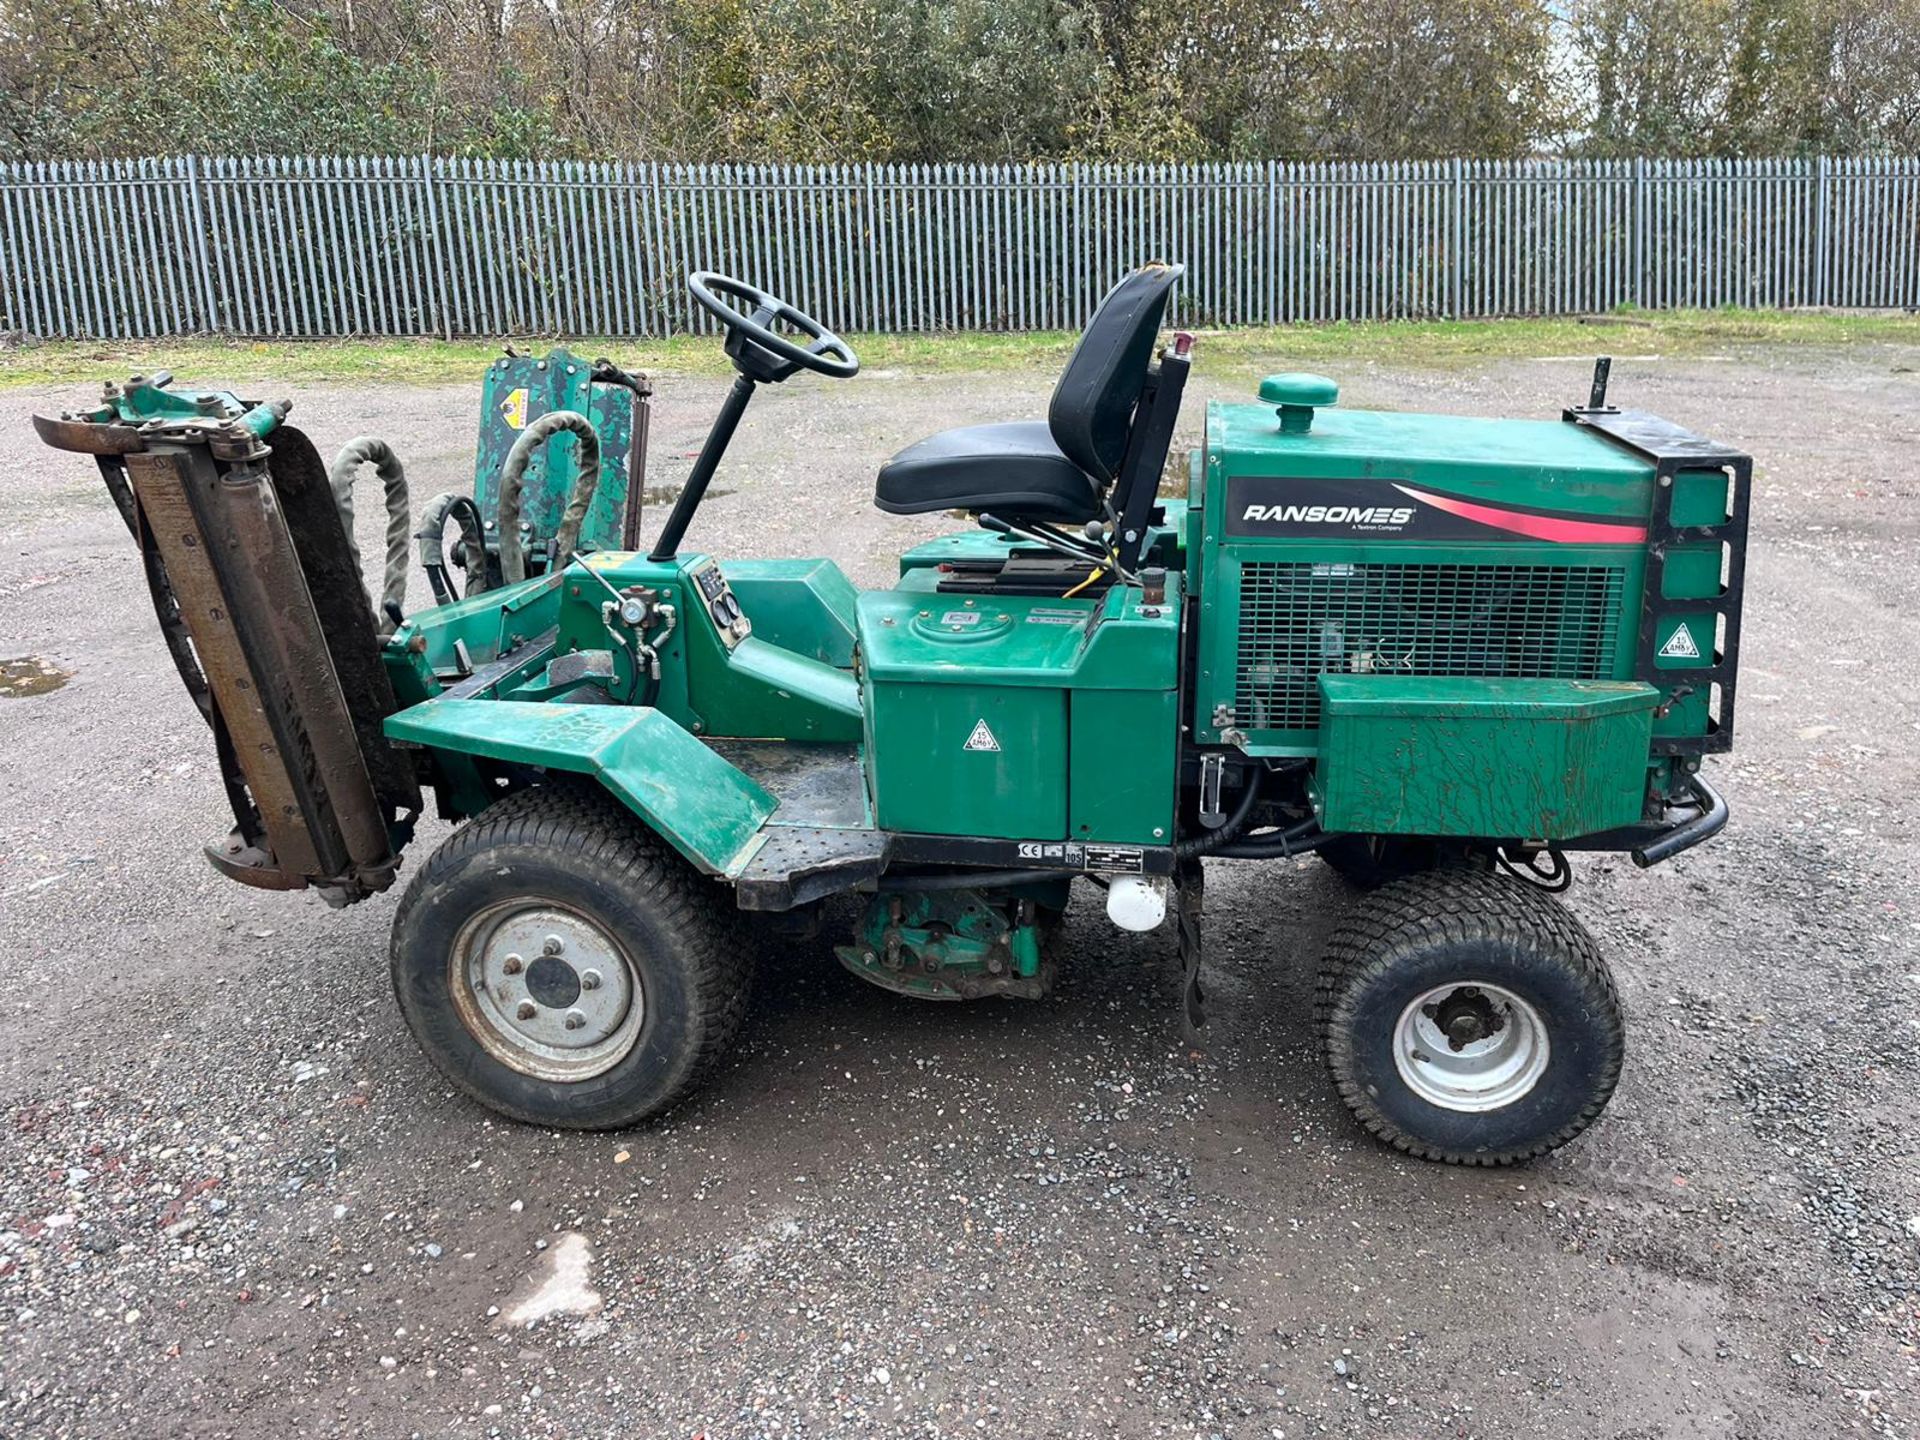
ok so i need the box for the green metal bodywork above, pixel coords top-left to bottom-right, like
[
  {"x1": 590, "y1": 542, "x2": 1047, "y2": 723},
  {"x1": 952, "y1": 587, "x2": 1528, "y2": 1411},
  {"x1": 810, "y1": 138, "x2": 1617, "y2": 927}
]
[
  {"x1": 1310, "y1": 676, "x2": 1660, "y2": 837},
  {"x1": 383, "y1": 552, "x2": 863, "y2": 869},
  {"x1": 383, "y1": 536, "x2": 1185, "y2": 865},
  {"x1": 474, "y1": 349, "x2": 635, "y2": 562},
  {"x1": 1191, "y1": 401, "x2": 1663, "y2": 759},
  {"x1": 84, "y1": 376, "x2": 286, "y2": 441},
  {"x1": 373, "y1": 370, "x2": 1730, "y2": 884},
  {"x1": 562, "y1": 552, "x2": 861, "y2": 742},
  {"x1": 725, "y1": 559, "x2": 861, "y2": 667},
  {"x1": 1204, "y1": 403, "x2": 1656, "y2": 522},
  {"x1": 387, "y1": 698, "x2": 775, "y2": 873},
  {"x1": 856, "y1": 573, "x2": 1182, "y2": 843},
  {"x1": 1176, "y1": 392, "x2": 1736, "y2": 838}
]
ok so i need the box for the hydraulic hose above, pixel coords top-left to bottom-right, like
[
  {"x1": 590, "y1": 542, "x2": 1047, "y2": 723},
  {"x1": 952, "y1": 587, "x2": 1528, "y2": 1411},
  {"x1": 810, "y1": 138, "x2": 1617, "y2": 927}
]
[
  {"x1": 1213, "y1": 816, "x2": 1329, "y2": 861},
  {"x1": 328, "y1": 436, "x2": 411, "y2": 635},
  {"x1": 414, "y1": 491, "x2": 489, "y2": 605},
  {"x1": 497, "y1": 410, "x2": 602, "y2": 584}
]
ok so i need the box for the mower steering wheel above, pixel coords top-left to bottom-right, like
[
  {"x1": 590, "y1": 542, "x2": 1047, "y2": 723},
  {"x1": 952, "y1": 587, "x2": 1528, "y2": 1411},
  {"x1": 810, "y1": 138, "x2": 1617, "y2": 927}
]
[{"x1": 687, "y1": 272, "x2": 860, "y2": 382}]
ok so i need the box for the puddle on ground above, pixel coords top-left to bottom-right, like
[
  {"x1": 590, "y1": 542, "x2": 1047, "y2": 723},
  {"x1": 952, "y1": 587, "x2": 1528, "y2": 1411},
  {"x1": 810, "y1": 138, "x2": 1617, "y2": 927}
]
[
  {"x1": 639, "y1": 484, "x2": 734, "y2": 505},
  {"x1": 0, "y1": 657, "x2": 71, "y2": 698}
]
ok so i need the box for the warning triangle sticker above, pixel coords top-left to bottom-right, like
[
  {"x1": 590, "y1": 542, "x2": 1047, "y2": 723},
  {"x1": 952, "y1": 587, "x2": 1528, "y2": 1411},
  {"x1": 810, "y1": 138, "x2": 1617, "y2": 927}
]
[
  {"x1": 963, "y1": 718, "x2": 1001, "y2": 752},
  {"x1": 1658, "y1": 626, "x2": 1702, "y2": 660}
]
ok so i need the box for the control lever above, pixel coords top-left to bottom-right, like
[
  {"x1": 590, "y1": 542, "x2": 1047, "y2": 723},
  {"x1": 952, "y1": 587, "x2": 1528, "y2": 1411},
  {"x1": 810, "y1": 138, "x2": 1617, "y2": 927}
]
[
  {"x1": 1197, "y1": 754, "x2": 1227, "y2": 828},
  {"x1": 1588, "y1": 356, "x2": 1614, "y2": 411},
  {"x1": 978, "y1": 512, "x2": 1106, "y2": 564}
]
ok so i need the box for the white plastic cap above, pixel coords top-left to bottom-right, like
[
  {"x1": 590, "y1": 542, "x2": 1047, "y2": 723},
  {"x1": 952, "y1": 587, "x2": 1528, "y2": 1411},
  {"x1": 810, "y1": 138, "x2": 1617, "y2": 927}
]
[{"x1": 1105, "y1": 875, "x2": 1168, "y2": 932}]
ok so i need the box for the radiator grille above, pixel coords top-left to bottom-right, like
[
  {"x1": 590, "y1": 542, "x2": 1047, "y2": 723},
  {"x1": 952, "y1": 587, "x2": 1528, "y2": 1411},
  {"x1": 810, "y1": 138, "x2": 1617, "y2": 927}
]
[{"x1": 1234, "y1": 561, "x2": 1628, "y2": 731}]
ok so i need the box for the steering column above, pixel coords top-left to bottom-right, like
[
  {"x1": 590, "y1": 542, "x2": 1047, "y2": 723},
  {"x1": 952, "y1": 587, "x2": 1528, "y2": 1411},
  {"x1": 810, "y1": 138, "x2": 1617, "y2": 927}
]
[{"x1": 648, "y1": 272, "x2": 860, "y2": 561}]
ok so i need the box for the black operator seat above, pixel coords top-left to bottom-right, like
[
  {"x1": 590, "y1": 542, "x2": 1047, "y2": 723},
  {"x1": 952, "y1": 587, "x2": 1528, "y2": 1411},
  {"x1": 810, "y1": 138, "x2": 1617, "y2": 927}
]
[{"x1": 874, "y1": 263, "x2": 1185, "y2": 524}]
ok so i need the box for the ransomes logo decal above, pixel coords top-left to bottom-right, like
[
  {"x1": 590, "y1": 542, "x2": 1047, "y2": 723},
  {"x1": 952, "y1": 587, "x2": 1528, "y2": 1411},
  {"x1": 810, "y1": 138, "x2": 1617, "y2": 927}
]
[
  {"x1": 1224, "y1": 475, "x2": 1650, "y2": 544},
  {"x1": 1226, "y1": 475, "x2": 1426, "y2": 537},
  {"x1": 1240, "y1": 502, "x2": 1417, "y2": 527}
]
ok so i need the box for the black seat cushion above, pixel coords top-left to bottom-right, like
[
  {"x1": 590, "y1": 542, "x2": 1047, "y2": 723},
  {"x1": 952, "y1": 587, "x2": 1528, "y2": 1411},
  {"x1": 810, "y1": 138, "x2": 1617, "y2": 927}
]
[
  {"x1": 872, "y1": 264, "x2": 1183, "y2": 524},
  {"x1": 1049, "y1": 265, "x2": 1183, "y2": 481},
  {"x1": 873, "y1": 421, "x2": 1100, "y2": 524}
]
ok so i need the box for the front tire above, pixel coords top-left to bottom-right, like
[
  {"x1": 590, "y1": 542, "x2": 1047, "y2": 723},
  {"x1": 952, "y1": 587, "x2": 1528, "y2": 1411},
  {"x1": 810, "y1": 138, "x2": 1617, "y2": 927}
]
[
  {"x1": 390, "y1": 783, "x2": 751, "y2": 1128},
  {"x1": 1315, "y1": 870, "x2": 1624, "y2": 1166}
]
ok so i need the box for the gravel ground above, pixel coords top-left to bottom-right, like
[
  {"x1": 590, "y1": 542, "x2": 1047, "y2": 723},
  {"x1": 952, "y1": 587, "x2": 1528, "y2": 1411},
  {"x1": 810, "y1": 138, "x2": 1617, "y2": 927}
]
[{"x1": 1, "y1": 339, "x2": 1918, "y2": 1440}]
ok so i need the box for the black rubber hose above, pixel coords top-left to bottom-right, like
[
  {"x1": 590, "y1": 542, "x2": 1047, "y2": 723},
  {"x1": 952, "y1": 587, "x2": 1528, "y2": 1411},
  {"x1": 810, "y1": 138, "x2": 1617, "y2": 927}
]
[
  {"x1": 1631, "y1": 772, "x2": 1728, "y2": 868},
  {"x1": 414, "y1": 491, "x2": 489, "y2": 605},
  {"x1": 1213, "y1": 816, "x2": 1329, "y2": 860},
  {"x1": 498, "y1": 410, "x2": 602, "y2": 584},
  {"x1": 329, "y1": 436, "x2": 411, "y2": 634},
  {"x1": 1174, "y1": 764, "x2": 1262, "y2": 860}
]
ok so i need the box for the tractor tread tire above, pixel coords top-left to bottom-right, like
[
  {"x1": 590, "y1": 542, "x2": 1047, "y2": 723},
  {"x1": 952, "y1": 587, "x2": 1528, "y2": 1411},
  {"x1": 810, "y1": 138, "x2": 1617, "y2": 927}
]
[
  {"x1": 1315, "y1": 869, "x2": 1623, "y2": 1167},
  {"x1": 390, "y1": 781, "x2": 751, "y2": 1129},
  {"x1": 1315, "y1": 835, "x2": 1411, "y2": 889},
  {"x1": 1317, "y1": 836, "x2": 1483, "y2": 890}
]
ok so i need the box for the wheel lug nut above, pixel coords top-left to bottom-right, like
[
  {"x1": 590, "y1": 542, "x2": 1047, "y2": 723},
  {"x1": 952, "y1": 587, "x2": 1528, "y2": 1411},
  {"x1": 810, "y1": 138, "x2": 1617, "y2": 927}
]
[
  {"x1": 563, "y1": 1010, "x2": 586, "y2": 1031},
  {"x1": 580, "y1": 969, "x2": 603, "y2": 992},
  {"x1": 543, "y1": 935, "x2": 565, "y2": 956},
  {"x1": 516, "y1": 1000, "x2": 538, "y2": 1021},
  {"x1": 502, "y1": 953, "x2": 523, "y2": 975}
]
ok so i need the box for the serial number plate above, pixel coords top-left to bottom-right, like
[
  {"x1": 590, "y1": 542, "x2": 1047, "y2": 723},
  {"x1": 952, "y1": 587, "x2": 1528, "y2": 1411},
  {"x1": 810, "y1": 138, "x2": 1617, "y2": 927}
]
[
  {"x1": 1083, "y1": 845, "x2": 1146, "y2": 873},
  {"x1": 1015, "y1": 842, "x2": 1146, "y2": 873}
]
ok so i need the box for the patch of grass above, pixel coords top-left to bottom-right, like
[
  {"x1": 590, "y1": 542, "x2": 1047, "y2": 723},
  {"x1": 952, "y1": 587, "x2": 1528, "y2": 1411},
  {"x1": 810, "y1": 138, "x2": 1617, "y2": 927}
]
[
  {"x1": 1186, "y1": 307, "x2": 1920, "y2": 378},
  {"x1": 3, "y1": 308, "x2": 1915, "y2": 393}
]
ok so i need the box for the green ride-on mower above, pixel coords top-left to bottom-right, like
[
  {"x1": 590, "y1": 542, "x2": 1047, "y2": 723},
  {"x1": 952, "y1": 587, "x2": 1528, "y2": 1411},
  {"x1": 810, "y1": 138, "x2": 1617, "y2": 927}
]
[{"x1": 35, "y1": 264, "x2": 1746, "y2": 1166}]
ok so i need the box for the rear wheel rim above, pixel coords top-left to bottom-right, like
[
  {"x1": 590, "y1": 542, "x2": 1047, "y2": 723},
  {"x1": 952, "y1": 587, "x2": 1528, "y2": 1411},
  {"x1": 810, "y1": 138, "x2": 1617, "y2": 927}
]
[
  {"x1": 1391, "y1": 981, "x2": 1549, "y2": 1112},
  {"x1": 450, "y1": 901, "x2": 644, "y2": 1082}
]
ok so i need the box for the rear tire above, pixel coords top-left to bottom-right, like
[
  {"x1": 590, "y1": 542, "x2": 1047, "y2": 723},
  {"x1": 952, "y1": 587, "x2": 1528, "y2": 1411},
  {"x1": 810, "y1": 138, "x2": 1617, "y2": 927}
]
[
  {"x1": 1317, "y1": 836, "x2": 1486, "y2": 889},
  {"x1": 1315, "y1": 870, "x2": 1624, "y2": 1166},
  {"x1": 1317, "y1": 836, "x2": 1404, "y2": 887},
  {"x1": 390, "y1": 783, "x2": 751, "y2": 1129}
]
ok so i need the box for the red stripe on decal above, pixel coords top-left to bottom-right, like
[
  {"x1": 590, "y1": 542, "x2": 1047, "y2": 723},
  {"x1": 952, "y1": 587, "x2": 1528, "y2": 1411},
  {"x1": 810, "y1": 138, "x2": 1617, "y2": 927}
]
[{"x1": 1393, "y1": 485, "x2": 1647, "y2": 545}]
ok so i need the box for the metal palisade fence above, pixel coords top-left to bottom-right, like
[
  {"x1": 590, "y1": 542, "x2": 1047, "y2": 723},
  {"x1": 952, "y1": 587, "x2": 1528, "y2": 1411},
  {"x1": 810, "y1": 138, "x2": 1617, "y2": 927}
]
[{"x1": 2, "y1": 156, "x2": 1916, "y2": 340}]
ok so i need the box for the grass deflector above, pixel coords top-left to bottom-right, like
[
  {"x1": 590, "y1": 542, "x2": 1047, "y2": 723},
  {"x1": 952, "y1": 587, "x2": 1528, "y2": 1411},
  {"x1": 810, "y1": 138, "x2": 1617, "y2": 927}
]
[{"x1": 35, "y1": 266, "x2": 1745, "y2": 1165}]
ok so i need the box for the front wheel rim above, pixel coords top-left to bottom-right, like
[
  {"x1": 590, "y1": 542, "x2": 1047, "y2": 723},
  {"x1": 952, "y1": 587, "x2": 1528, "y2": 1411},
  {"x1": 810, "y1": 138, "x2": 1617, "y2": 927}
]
[
  {"x1": 1391, "y1": 981, "x2": 1550, "y2": 1112},
  {"x1": 449, "y1": 901, "x2": 645, "y2": 1082}
]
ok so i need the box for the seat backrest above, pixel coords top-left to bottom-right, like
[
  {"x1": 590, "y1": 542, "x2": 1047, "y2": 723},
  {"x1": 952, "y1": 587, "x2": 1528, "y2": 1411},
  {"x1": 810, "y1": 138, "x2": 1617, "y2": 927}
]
[{"x1": 1048, "y1": 263, "x2": 1184, "y2": 483}]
